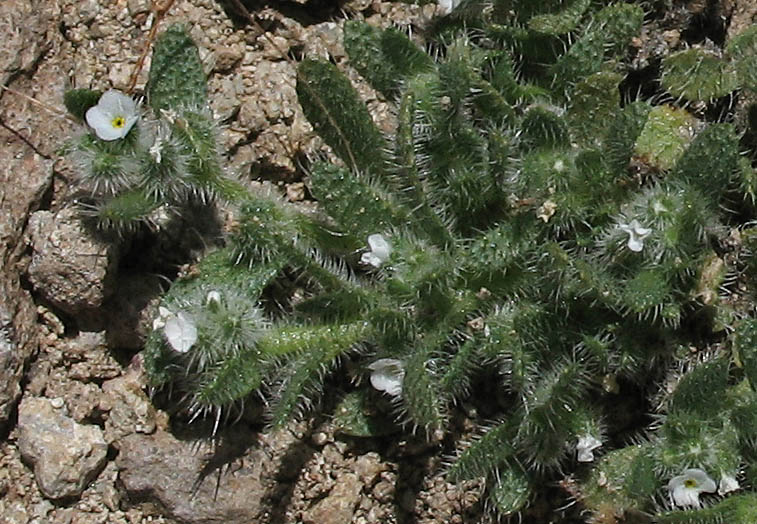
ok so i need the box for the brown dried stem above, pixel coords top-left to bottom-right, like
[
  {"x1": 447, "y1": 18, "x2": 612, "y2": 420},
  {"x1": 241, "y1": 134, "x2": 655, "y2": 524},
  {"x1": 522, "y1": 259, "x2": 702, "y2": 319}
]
[{"x1": 127, "y1": 0, "x2": 177, "y2": 95}]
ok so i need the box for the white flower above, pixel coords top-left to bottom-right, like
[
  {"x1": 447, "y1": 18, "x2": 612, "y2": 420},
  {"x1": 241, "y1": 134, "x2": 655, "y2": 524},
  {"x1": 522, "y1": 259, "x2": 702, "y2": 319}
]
[
  {"x1": 86, "y1": 90, "x2": 139, "y2": 141},
  {"x1": 206, "y1": 290, "x2": 222, "y2": 305},
  {"x1": 152, "y1": 306, "x2": 197, "y2": 353},
  {"x1": 437, "y1": 0, "x2": 463, "y2": 14},
  {"x1": 163, "y1": 311, "x2": 197, "y2": 353},
  {"x1": 667, "y1": 468, "x2": 716, "y2": 508},
  {"x1": 360, "y1": 234, "x2": 392, "y2": 268},
  {"x1": 576, "y1": 435, "x2": 603, "y2": 462},
  {"x1": 619, "y1": 219, "x2": 652, "y2": 252},
  {"x1": 718, "y1": 472, "x2": 739, "y2": 495},
  {"x1": 367, "y1": 358, "x2": 405, "y2": 397}
]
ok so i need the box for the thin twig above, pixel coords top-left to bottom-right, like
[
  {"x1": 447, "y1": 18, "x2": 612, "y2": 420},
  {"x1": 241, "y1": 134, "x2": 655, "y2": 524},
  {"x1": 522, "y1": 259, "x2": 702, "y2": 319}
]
[{"x1": 127, "y1": 0, "x2": 177, "y2": 95}]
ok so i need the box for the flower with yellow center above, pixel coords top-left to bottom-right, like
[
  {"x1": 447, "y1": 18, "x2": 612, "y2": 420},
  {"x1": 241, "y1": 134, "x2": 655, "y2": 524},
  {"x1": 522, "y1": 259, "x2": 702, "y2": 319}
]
[
  {"x1": 85, "y1": 89, "x2": 138, "y2": 141},
  {"x1": 667, "y1": 468, "x2": 716, "y2": 508}
]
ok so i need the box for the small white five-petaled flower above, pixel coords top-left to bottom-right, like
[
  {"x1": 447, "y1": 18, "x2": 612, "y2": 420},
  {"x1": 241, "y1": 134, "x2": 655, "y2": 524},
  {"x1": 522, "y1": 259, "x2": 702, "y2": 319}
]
[
  {"x1": 619, "y1": 219, "x2": 652, "y2": 252},
  {"x1": 360, "y1": 234, "x2": 392, "y2": 268},
  {"x1": 152, "y1": 306, "x2": 197, "y2": 353},
  {"x1": 86, "y1": 89, "x2": 138, "y2": 141},
  {"x1": 367, "y1": 358, "x2": 405, "y2": 397},
  {"x1": 576, "y1": 435, "x2": 602, "y2": 462},
  {"x1": 667, "y1": 468, "x2": 716, "y2": 508}
]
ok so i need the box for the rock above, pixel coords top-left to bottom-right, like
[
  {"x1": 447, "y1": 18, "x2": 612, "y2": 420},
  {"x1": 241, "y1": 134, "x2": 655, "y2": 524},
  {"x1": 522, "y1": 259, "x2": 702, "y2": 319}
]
[
  {"x1": 16, "y1": 396, "x2": 108, "y2": 500},
  {"x1": 0, "y1": 282, "x2": 37, "y2": 431},
  {"x1": 0, "y1": 141, "x2": 51, "y2": 431},
  {"x1": 27, "y1": 207, "x2": 119, "y2": 316},
  {"x1": 212, "y1": 45, "x2": 244, "y2": 73},
  {"x1": 116, "y1": 430, "x2": 267, "y2": 524},
  {"x1": 127, "y1": 0, "x2": 150, "y2": 17},
  {"x1": 61, "y1": 331, "x2": 122, "y2": 381},
  {"x1": 63, "y1": 381, "x2": 103, "y2": 423},
  {"x1": 353, "y1": 452, "x2": 388, "y2": 487},
  {"x1": 211, "y1": 77, "x2": 242, "y2": 122},
  {"x1": 302, "y1": 472, "x2": 362, "y2": 524},
  {"x1": 238, "y1": 99, "x2": 268, "y2": 133},
  {"x1": 102, "y1": 362, "x2": 159, "y2": 444},
  {"x1": 0, "y1": 0, "x2": 55, "y2": 86}
]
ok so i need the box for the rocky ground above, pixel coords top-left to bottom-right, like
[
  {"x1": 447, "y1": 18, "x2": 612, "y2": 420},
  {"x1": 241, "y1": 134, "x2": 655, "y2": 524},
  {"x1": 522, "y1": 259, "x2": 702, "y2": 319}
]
[{"x1": 2, "y1": 1, "x2": 756, "y2": 523}]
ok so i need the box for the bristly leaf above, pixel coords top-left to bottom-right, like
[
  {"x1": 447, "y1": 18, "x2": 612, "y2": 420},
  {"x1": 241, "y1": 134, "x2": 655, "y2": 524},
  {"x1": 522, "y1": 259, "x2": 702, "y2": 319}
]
[
  {"x1": 148, "y1": 25, "x2": 208, "y2": 111},
  {"x1": 264, "y1": 322, "x2": 371, "y2": 428},
  {"x1": 661, "y1": 48, "x2": 739, "y2": 103},
  {"x1": 656, "y1": 494, "x2": 757, "y2": 524},
  {"x1": 488, "y1": 465, "x2": 532, "y2": 516},
  {"x1": 671, "y1": 123, "x2": 741, "y2": 203},
  {"x1": 344, "y1": 21, "x2": 434, "y2": 100},
  {"x1": 727, "y1": 26, "x2": 757, "y2": 91},
  {"x1": 297, "y1": 58, "x2": 389, "y2": 177},
  {"x1": 400, "y1": 346, "x2": 446, "y2": 433},
  {"x1": 308, "y1": 161, "x2": 409, "y2": 241},
  {"x1": 447, "y1": 420, "x2": 516, "y2": 482}
]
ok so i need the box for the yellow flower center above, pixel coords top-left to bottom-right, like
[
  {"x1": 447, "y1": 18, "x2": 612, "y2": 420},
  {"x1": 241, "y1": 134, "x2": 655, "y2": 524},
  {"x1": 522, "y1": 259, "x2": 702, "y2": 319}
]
[
  {"x1": 111, "y1": 116, "x2": 126, "y2": 129},
  {"x1": 684, "y1": 479, "x2": 698, "y2": 489}
]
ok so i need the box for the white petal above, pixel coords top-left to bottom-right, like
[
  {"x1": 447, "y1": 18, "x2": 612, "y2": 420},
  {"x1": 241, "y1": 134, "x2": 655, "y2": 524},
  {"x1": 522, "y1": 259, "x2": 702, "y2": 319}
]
[
  {"x1": 437, "y1": 0, "x2": 462, "y2": 14},
  {"x1": 671, "y1": 484, "x2": 702, "y2": 508},
  {"x1": 361, "y1": 252, "x2": 383, "y2": 268},
  {"x1": 576, "y1": 435, "x2": 602, "y2": 462},
  {"x1": 627, "y1": 236, "x2": 645, "y2": 252},
  {"x1": 718, "y1": 473, "x2": 739, "y2": 495},
  {"x1": 86, "y1": 90, "x2": 138, "y2": 141},
  {"x1": 368, "y1": 358, "x2": 405, "y2": 396},
  {"x1": 206, "y1": 290, "x2": 222, "y2": 305},
  {"x1": 163, "y1": 311, "x2": 197, "y2": 353},
  {"x1": 367, "y1": 234, "x2": 392, "y2": 262},
  {"x1": 99, "y1": 89, "x2": 137, "y2": 115},
  {"x1": 86, "y1": 106, "x2": 123, "y2": 141}
]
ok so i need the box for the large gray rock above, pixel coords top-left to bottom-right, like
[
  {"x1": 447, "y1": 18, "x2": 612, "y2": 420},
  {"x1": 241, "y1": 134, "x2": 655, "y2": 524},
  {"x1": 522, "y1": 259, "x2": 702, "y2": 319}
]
[
  {"x1": 0, "y1": 278, "x2": 37, "y2": 430},
  {"x1": 16, "y1": 396, "x2": 108, "y2": 500},
  {"x1": 27, "y1": 207, "x2": 119, "y2": 315},
  {"x1": 0, "y1": 143, "x2": 53, "y2": 431},
  {"x1": 0, "y1": 0, "x2": 55, "y2": 86},
  {"x1": 116, "y1": 429, "x2": 269, "y2": 524}
]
